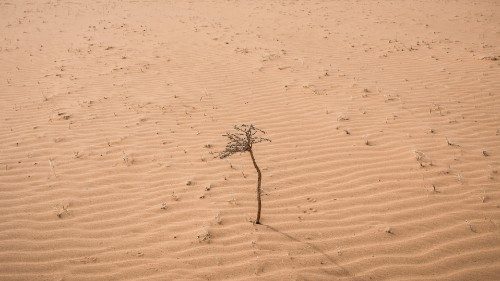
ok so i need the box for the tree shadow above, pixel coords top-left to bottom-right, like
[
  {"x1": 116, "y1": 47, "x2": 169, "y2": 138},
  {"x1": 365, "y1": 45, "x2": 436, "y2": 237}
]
[{"x1": 261, "y1": 223, "x2": 365, "y2": 280}]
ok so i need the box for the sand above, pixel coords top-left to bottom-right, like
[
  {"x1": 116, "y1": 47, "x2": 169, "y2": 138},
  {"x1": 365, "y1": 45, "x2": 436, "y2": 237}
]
[{"x1": 0, "y1": 0, "x2": 499, "y2": 280}]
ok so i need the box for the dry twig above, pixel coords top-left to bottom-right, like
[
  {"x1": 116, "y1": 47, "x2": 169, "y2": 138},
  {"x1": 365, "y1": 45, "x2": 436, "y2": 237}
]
[{"x1": 219, "y1": 124, "x2": 270, "y2": 224}]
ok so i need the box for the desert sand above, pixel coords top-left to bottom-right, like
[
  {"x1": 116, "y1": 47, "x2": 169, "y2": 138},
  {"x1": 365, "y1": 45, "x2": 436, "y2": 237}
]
[{"x1": 0, "y1": 0, "x2": 499, "y2": 280}]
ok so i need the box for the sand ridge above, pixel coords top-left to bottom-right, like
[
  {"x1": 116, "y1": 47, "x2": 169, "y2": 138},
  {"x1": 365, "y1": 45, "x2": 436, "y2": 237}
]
[{"x1": 0, "y1": 0, "x2": 499, "y2": 280}]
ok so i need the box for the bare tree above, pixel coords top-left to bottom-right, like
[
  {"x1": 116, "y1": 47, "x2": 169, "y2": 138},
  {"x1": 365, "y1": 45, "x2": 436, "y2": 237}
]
[{"x1": 219, "y1": 124, "x2": 270, "y2": 224}]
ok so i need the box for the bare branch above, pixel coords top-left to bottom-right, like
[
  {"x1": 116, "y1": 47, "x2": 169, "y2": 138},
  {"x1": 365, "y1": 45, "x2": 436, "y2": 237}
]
[
  {"x1": 218, "y1": 124, "x2": 271, "y2": 224},
  {"x1": 219, "y1": 124, "x2": 270, "y2": 159}
]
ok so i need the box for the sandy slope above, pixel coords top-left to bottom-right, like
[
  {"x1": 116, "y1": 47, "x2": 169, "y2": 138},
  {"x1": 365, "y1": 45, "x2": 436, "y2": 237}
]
[{"x1": 0, "y1": 0, "x2": 499, "y2": 280}]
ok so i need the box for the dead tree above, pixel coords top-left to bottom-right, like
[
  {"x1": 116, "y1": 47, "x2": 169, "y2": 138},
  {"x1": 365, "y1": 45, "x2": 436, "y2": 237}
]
[{"x1": 219, "y1": 124, "x2": 270, "y2": 224}]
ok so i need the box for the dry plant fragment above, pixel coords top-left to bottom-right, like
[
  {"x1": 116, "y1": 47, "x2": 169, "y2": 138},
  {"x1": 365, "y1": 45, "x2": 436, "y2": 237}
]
[
  {"x1": 55, "y1": 204, "x2": 70, "y2": 218},
  {"x1": 219, "y1": 124, "x2": 270, "y2": 224},
  {"x1": 385, "y1": 227, "x2": 394, "y2": 234},
  {"x1": 414, "y1": 150, "x2": 431, "y2": 167},
  {"x1": 480, "y1": 191, "x2": 488, "y2": 203},
  {"x1": 465, "y1": 220, "x2": 477, "y2": 233},
  {"x1": 122, "y1": 151, "x2": 134, "y2": 166},
  {"x1": 215, "y1": 212, "x2": 222, "y2": 225},
  {"x1": 48, "y1": 158, "x2": 56, "y2": 176},
  {"x1": 446, "y1": 138, "x2": 460, "y2": 147},
  {"x1": 171, "y1": 193, "x2": 179, "y2": 201},
  {"x1": 481, "y1": 56, "x2": 498, "y2": 61},
  {"x1": 337, "y1": 114, "x2": 349, "y2": 121},
  {"x1": 197, "y1": 228, "x2": 212, "y2": 243}
]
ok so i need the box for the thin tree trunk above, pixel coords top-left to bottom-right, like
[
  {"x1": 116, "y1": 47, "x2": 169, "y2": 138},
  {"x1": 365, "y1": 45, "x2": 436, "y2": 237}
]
[{"x1": 249, "y1": 148, "x2": 262, "y2": 224}]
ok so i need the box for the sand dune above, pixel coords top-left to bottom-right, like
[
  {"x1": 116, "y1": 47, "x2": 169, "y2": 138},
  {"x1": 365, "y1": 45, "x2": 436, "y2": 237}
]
[{"x1": 0, "y1": 0, "x2": 499, "y2": 280}]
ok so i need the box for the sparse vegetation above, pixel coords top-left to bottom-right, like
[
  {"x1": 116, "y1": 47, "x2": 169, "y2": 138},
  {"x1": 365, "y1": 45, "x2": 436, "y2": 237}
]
[
  {"x1": 385, "y1": 227, "x2": 394, "y2": 234},
  {"x1": 445, "y1": 138, "x2": 459, "y2": 147},
  {"x1": 197, "y1": 228, "x2": 212, "y2": 243},
  {"x1": 414, "y1": 150, "x2": 432, "y2": 167},
  {"x1": 54, "y1": 204, "x2": 69, "y2": 218},
  {"x1": 122, "y1": 151, "x2": 134, "y2": 166},
  {"x1": 337, "y1": 114, "x2": 349, "y2": 121},
  {"x1": 219, "y1": 124, "x2": 270, "y2": 224}
]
